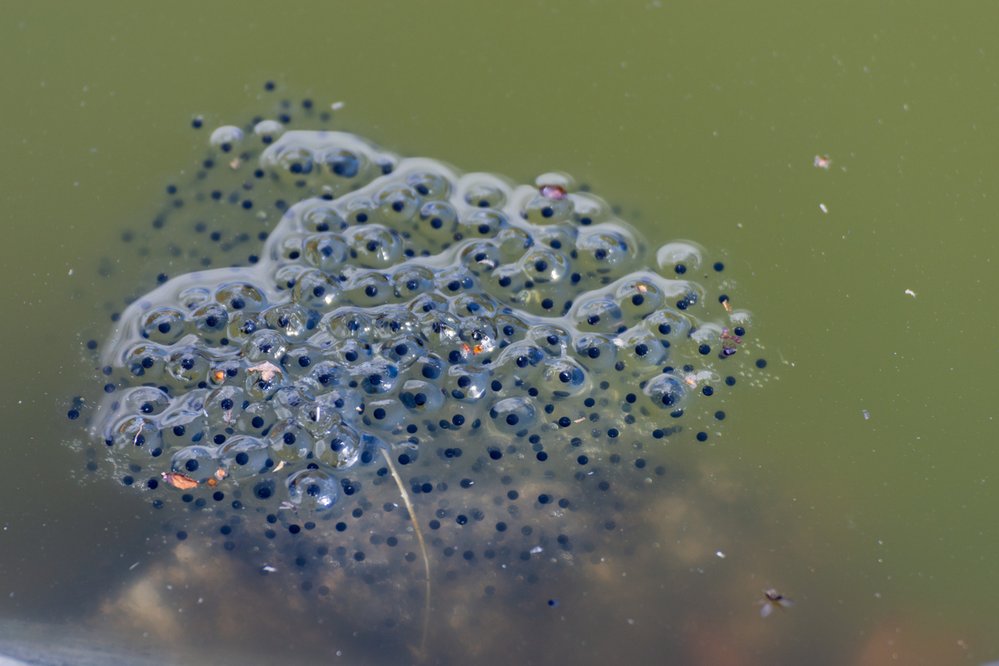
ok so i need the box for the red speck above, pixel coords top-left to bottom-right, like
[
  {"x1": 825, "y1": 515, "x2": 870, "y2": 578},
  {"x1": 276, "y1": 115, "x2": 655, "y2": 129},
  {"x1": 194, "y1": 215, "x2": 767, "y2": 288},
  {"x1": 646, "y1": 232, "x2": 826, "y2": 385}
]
[{"x1": 540, "y1": 184, "x2": 567, "y2": 200}]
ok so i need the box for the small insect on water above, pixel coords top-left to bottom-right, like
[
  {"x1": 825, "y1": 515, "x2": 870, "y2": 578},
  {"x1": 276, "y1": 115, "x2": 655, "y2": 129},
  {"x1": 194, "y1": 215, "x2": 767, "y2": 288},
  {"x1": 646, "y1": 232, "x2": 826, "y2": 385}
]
[{"x1": 759, "y1": 588, "x2": 794, "y2": 618}]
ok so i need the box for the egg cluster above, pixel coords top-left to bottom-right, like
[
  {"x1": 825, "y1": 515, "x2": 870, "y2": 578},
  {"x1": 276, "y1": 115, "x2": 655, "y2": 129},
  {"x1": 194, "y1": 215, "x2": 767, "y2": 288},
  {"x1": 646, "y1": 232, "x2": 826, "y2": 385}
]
[{"x1": 87, "y1": 123, "x2": 760, "y2": 578}]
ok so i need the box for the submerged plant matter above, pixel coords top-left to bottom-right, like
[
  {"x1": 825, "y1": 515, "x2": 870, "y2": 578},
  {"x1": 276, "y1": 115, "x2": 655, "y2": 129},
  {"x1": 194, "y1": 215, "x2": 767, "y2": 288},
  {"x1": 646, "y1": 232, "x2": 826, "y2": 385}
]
[{"x1": 76, "y1": 96, "x2": 767, "y2": 655}]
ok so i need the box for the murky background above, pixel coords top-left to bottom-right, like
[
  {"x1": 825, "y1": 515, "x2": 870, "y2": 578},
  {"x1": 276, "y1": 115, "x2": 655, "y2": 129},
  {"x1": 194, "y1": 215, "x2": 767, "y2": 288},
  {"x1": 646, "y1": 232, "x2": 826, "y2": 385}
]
[{"x1": 3, "y1": 2, "x2": 999, "y2": 664}]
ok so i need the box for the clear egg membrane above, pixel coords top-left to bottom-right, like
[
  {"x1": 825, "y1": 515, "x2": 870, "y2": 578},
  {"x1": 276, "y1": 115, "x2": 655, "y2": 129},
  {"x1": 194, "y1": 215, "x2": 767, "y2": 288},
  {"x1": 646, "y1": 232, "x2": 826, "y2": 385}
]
[{"x1": 77, "y1": 102, "x2": 768, "y2": 659}]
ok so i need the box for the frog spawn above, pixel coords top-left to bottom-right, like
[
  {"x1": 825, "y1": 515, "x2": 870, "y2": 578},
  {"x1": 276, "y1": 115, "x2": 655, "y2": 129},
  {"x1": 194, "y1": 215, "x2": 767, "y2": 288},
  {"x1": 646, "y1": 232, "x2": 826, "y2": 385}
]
[{"x1": 87, "y1": 125, "x2": 763, "y2": 645}]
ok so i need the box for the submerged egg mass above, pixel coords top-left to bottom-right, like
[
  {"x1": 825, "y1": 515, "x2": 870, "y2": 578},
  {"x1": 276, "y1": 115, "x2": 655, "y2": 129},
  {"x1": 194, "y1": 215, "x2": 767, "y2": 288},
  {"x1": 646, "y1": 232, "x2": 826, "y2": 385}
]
[{"x1": 83, "y1": 115, "x2": 765, "y2": 642}]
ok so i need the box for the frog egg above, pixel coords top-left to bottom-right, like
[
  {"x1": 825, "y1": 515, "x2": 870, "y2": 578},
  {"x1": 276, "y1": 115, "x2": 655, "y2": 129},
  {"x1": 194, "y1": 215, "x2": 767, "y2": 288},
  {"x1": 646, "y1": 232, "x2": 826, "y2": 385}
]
[
  {"x1": 572, "y1": 333, "x2": 617, "y2": 371},
  {"x1": 170, "y1": 445, "x2": 219, "y2": 482},
  {"x1": 190, "y1": 302, "x2": 229, "y2": 334},
  {"x1": 408, "y1": 295, "x2": 452, "y2": 332},
  {"x1": 488, "y1": 396, "x2": 537, "y2": 433},
  {"x1": 177, "y1": 286, "x2": 213, "y2": 311},
  {"x1": 493, "y1": 312, "x2": 531, "y2": 342},
  {"x1": 303, "y1": 233, "x2": 350, "y2": 272},
  {"x1": 119, "y1": 386, "x2": 172, "y2": 418},
  {"x1": 521, "y1": 191, "x2": 575, "y2": 225},
  {"x1": 264, "y1": 131, "x2": 396, "y2": 194},
  {"x1": 616, "y1": 327, "x2": 668, "y2": 368},
  {"x1": 267, "y1": 420, "x2": 314, "y2": 462},
  {"x1": 160, "y1": 412, "x2": 207, "y2": 451},
  {"x1": 139, "y1": 307, "x2": 187, "y2": 344},
  {"x1": 445, "y1": 366, "x2": 489, "y2": 402},
  {"x1": 244, "y1": 373, "x2": 284, "y2": 404},
  {"x1": 273, "y1": 232, "x2": 307, "y2": 262},
  {"x1": 107, "y1": 415, "x2": 161, "y2": 452},
  {"x1": 613, "y1": 275, "x2": 665, "y2": 320},
  {"x1": 459, "y1": 176, "x2": 508, "y2": 209},
  {"x1": 216, "y1": 435, "x2": 270, "y2": 478},
  {"x1": 285, "y1": 467, "x2": 340, "y2": 511},
  {"x1": 519, "y1": 247, "x2": 570, "y2": 284},
  {"x1": 238, "y1": 402, "x2": 275, "y2": 435},
  {"x1": 292, "y1": 269, "x2": 341, "y2": 308},
  {"x1": 414, "y1": 200, "x2": 459, "y2": 243},
  {"x1": 243, "y1": 328, "x2": 289, "y2": 363},
  {"x1": 486, "y1": 265, "x2": 526, "y2": 299},
  {"x1": 391, "y1": 265, "x2": 435, "y2": 298},
  {"x1": 490, "y1": 224, "x2": 531, "y2": 259},
  {"x1": 643, "y1": 308, "x2": 693, "y2": 341},
  {"x1": 493, "y1": 341, "x2": 547, "y2": 382},
  {"x1": 643, "y1": 372, "x2": 689, "y2": 409},
  {"x1": 261, "y1": 303, "x2": 316, "y2": 338},
  {"x1": 398, "y1": 379, "x2": 445, "y2": 414},
  {"x1": 433, "y1": 266, "x2": 477, "y2": 299},
  {"x1": 294, "y1": 393, "x2": 347, "y2": 440},
  {"x1": 324, "y1": 422, "x2": 363, "y2": 468},
  {"x1": 253, "y1": 119, "x2": 285, "y2": 144},
  {"x1": 354, "y1": 360, "x2": 400, "y2": 395},
  {"x1": 459, "y1": 241, "x2": 502, "y2": 276},
  {"x1": 281, "y1": 345, "x2": 317, "y2": 378},
  {"x1": 159, "y1": 391, "x2": 210, "y2": 431},
  {"x1": 363, "y1": 397, "x2": 407, "y2": 431},
  {"x1": 540, "y1": 358, "x2": 589, "y2": 399},
  {"x1": 205, "y1": 386, "x2": 246, "y2": 425},
  {"x1": 215, "y1": 282, "x2": 267, "y2": 314},
  {"x1": 373, "y1": 182, "x2": 422, "y2": 223},
  {"x1": 343, "y1": 272, "x2": 393, "y2": 306},
  {"x1": 324, "y1": 308, "x2": 375, "y2": 340},
  {"x1": 576, "y1": 224, "x2": 639, "y2": 271},
  {"x1": 571, "y1": 295, "x2": 624, "y2": 333},
  {"x1": 656, "y1": 240, "x2": 705, "y2": 276},
  {"x1": 405, "y1": 167, "x2": 453, "y2": 201},
  {"x1": 344, "y1": 225, "x2": 405, "y2": 269},
  {"x1": 165, "y1": 347, "x2": 210, "y2": 386},
  {"x1": 460, "y1": 209, "x2": 506, "y2": 239},
  {"x1": 298, "y1": 201, "x2": 349, "y2": 233},
  {"x1": 379, "y1": 336, "x2": 424, "y2": 368},
  {"x1": 452, "y1": 291, "x2": 497, "y2": 319},
  {"x1": 320, "y1": 148, "x2": 362, "y2": 179},
  {"x1": 121, "y1": 343, "x2": 166, "y2": 381},
  {"x1": 527, "y1": 324, "x2": 571, "y2": 356},
  {"x1": 455, "y1": 316, "x2": 496, "y2": 346},
  {"x1": 568, "y1": 190, "x2": 611, "y2": 222},
  {"x1": 209, "y1": 125, "x2": 244, "y2": 152}
]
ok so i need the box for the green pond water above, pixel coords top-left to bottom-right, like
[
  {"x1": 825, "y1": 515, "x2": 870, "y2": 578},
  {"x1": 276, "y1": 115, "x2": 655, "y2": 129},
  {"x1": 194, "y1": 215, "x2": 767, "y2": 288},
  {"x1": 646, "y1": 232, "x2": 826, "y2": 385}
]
[{"x1": 3, "y1": 2, "x2": 999, "y2": 665}]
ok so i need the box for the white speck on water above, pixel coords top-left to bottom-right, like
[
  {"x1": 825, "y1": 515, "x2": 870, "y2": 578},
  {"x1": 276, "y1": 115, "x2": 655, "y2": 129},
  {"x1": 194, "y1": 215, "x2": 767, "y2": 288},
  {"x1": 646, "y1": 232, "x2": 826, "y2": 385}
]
[{"x1": 819, "y1": 203, "x2": 829, "y2": 214}]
